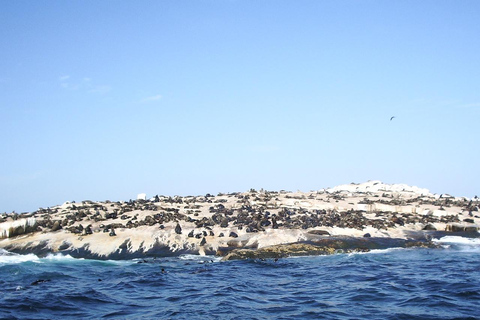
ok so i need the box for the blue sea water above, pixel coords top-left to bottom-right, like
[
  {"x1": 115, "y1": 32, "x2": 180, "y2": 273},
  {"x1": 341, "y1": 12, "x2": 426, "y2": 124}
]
[{"x1": 1, "y1": 236, "x2": 479, "y2": 320}]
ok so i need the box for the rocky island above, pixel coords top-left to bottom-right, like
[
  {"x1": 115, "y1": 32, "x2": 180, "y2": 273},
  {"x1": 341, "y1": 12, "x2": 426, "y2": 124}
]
[{"x1": 1, "y1": 181, "x2": 478, "y2": 260}]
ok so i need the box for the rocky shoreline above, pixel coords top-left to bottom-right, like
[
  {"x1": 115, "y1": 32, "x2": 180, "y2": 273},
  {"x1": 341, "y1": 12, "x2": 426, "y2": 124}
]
[{"x1": 1, "y1": 181, "x2": 478, "y2": 260}]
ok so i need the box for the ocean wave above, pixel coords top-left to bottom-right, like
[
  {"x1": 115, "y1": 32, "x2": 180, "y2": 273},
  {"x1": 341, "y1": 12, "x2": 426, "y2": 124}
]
[
  {"x1": 0, "y1": 249, "x2": 40, "y2": 265},
  {"x1": 43, "y1": 253, "x2": 81, "y2": 261},
  {"x1": 347, "y1": 247, "x2": 406, "y2": 256},
  {"x1": 433, "y1": 236, "x2": 480, "y2": 245},
  {"x1": 1, "y1": 247, "x2": 479, "y2": 319},
  {"x1": 0, "y1": 249, "x2": 85, "y2": 265},
  {"x1": 433, "y1": 236, "x2": 480, "y2": 251},
  {"x1": 179, "y1": 254, "x2": 222, "y2": 263}
]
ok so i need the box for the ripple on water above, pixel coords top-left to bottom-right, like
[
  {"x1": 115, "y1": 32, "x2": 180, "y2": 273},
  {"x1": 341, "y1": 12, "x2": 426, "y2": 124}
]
[{"x1": 1, "y1": 246, "x2": 480, "y2": 319}]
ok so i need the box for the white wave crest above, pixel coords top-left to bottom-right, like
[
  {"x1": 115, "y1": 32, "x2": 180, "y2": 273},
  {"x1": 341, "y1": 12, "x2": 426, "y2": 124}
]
[
  {"x1": 0, "y1": 250, "x2": 40, "y2": 265},
  {"x1": 347, "y1": 247, "x2": 405, "y2": 256},
  {"x1": 43, "y1": 253, "x2": 79, "y2": 261},
  {"x1": 433, "y1": 236, "x2": 480, "y2": 245},
  {"x1": 179, "y1": 254, "x2": 221, "y2": 262},
  {"x1": 0, "y1": 249, "x2": 84, "y2": 265}
]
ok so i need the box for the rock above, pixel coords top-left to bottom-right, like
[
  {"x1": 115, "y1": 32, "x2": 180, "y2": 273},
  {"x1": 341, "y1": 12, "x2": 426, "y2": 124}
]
[
  {"x1": 363, "y1": 233, "x2": 371, "y2": 238},
  {"x1": 188, "y1": 230, "x2": 194, "y2": 238},
  {"x1": 200, "y1": 237, "x2": 206, "y2": 246},
  {"x1": 222, "y1": 243, "x2": 337, "y2": 261},
  {"x1": 465, "y1": 226, "x2": 478, "y2": 232},
  {"x1": 58, "y1": 242, "x2": 70, "y2": 250},
  {"x1": 445, "y1": 224, "x2": 478, "y2": 232},
  {"x1": 109, "y1": 229, "x2": 116, "y2": 237},
  {"x1": 229, "y1": 231, "x2": 238, "y2": 238},
  {"x1": 221, "y1": 237, "x2": 439, "y2": 261}
]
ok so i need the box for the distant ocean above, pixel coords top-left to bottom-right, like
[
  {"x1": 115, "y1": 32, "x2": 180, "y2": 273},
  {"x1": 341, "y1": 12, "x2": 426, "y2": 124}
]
[{"x1": 1, "y1": 236, "x2": 479, "y2": 320}]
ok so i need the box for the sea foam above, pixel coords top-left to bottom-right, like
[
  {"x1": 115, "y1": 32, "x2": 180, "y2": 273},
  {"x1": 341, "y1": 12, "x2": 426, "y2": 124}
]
[
  {"x1": 0, "y1": 249, "x2": 39, "y2": 265},
  {"x1": 433, "y1": 236, "x2": 480, "y2": 245},
  {"x1": 433, "y1": 236, "x2": 480, "y2": 251}
]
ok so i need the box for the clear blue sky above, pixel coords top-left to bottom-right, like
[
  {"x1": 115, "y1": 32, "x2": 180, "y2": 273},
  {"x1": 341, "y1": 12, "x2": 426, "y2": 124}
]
[{"x1": 1, "y1": 1, "x2": 479, "y2": 213}]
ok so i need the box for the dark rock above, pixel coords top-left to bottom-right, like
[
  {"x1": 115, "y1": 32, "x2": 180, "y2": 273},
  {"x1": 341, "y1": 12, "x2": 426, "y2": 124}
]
[
  {"x1": 188, "y1": 230, "x2": 194, "y2": 238},
  {"x1": 222, "y1": 243, "x2": 336, "y2": 261},
  {"x1": 465, "y1": 226, "x2": 478, "y2": 232},
  {"x1": 229, "y1": 232, "x2": 238, "y2": 238},
  {"x1": 221, "y1": 237, "x2": 439, "y2": 261},
  {"x1": 109, "y1": 229, "x2": 116, "y2": 237},
  {"x1": 200, "y1": 237, "x2": 206, "y2": 246},
  {"x1": 445, "y1": 224, "x2": 478, "y2": 232},
  {"x1": 58, "y1": 242, "x2": 70, "y2": 250},
  {"x1": 363, "y1": 233, "x2": 371, "y2": 238}
]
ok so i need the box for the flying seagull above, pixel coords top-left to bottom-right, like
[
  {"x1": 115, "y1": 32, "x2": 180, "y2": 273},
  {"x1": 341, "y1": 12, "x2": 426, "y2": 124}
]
[{"x1": 390, "y1": 116, "x2": 395, "y2": 121}]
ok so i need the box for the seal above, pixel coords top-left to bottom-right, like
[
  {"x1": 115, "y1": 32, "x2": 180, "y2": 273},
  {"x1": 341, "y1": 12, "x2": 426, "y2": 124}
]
[{"x1": 175, "y1": 223, "x2": 182, "y2": 234}]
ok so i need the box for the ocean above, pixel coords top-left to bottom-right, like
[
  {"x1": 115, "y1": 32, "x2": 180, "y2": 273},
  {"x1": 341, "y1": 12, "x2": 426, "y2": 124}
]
[{"x1": 1, "y1": 236, "x2": 479, "y2": 320}]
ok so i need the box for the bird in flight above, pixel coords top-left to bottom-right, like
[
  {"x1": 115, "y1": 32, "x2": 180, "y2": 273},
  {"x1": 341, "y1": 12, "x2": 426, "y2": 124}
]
[{"x1": 390, "y1": 116, "x2": 395, "y2": 121}]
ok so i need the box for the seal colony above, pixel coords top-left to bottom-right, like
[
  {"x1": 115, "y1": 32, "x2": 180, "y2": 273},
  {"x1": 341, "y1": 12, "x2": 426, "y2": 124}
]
[{"x1": 0, "y1": 181, "x2": 478, "y2": 260}]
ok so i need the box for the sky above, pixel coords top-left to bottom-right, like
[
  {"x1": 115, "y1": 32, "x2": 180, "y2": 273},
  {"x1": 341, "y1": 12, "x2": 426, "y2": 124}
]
[{"x1": 1, "y1": 1, "x2": 479, "y2": 213}]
